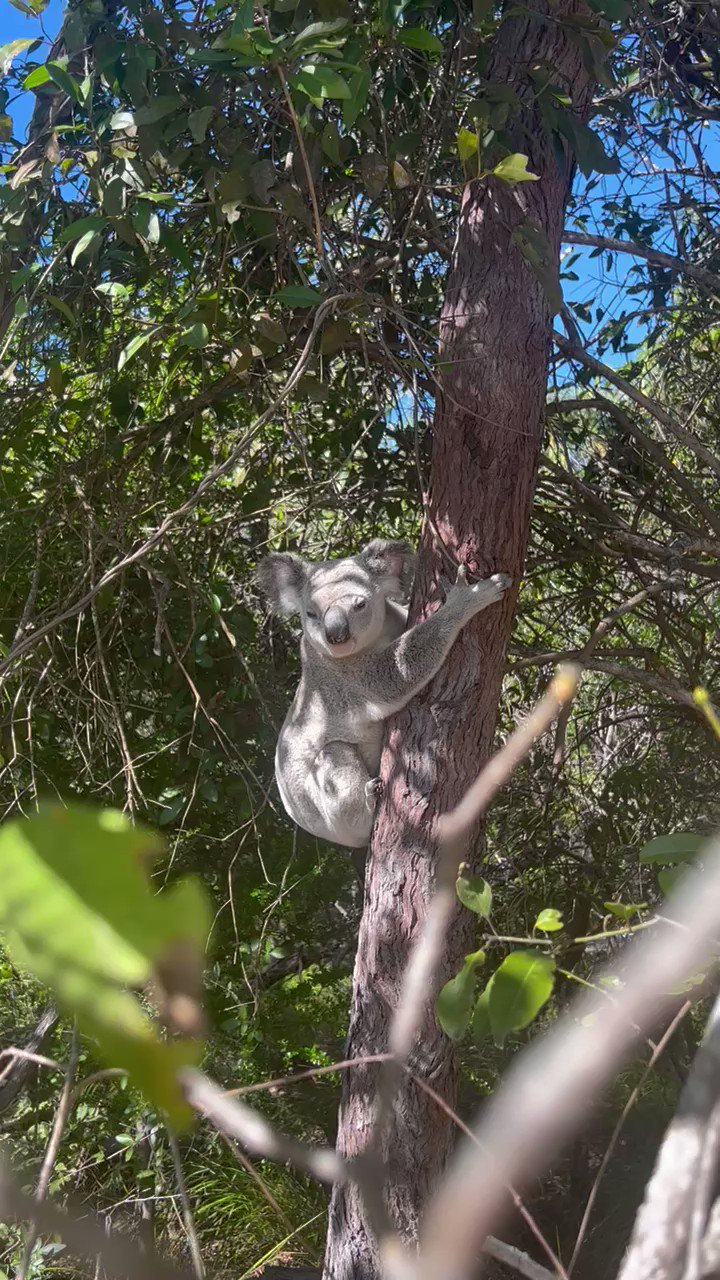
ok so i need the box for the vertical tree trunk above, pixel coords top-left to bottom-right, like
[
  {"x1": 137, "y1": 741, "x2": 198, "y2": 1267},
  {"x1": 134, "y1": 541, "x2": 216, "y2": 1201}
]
[{"x1": 323, "y1": 5, "x2": 594, "y2": 1278}]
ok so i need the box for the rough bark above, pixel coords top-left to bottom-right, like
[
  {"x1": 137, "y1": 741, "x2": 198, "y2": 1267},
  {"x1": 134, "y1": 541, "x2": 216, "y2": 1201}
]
[{"x1": 323, "y1": 5, "x2": 594, "y2": 1278}]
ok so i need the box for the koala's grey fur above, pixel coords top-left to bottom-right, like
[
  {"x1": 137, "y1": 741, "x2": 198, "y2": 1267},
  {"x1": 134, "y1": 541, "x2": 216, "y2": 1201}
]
[{"x1": 257, "y1": 539, "x2": 511, "y2": 849}]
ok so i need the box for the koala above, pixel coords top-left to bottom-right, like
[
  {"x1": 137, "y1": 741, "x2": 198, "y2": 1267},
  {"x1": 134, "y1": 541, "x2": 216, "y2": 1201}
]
[{"x1": 257, "y1": 539, "x2": 511, "y2": 849}]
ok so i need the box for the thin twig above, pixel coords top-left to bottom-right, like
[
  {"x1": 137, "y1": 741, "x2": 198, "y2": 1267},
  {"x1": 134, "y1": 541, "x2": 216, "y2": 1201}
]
[
  {"x1": 561, "y1": 230, "x2": 720, "y2": 295},
  {"x1": 568, "y1": 1000, "x2": 692, "y2": 1274},
  {"x1": 168, "y1": 1131, "x2": 205, "y2": 1280},
  {"x1": 16, "y1": 1027, "x2": 79, "y2": 1280}
]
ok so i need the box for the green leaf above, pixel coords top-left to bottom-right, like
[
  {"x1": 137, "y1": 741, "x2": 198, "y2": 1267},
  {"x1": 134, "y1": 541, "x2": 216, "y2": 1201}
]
[
  {"x1": 23, "y1": 64, "x2": 51, "y2": 89},
  {"x1": 133, "y1": 95, "x2": 181, "y2": 124},
  {"x1": 118, "y1": 329, "x2": 155, "y2": 371},
  {"x1": 273, "y1": 285, "x2": 324, "y2": 308},
  {"x1": 487, "y1": 950, "x2": 555, "y2": 1046},
  {"x1": 0, "y1": 806, "x2": 210, "y2": 1129},
  {"x1": 342, "y1": 66, "x2": 371, "y2": 129},
  {"x1": 110, "y1": 109, "x2": 135, "y2": 131},
  {"x1": 9, "y1": 0, "x2": 49, "y2": 14},
  {"x1": 45, "y1": 295, "x2": 76, "y2": 325},
  {"x1": 291, "y1": 18, "x2": 350, "y2": 50},
  {"x1": 398, "y1": 27, "x2": 443, "y2": 54},
  {"x1": 603, "y1": 901, "x2": 646, "y2": 921},
  {"x1": 48, "y1": 359, "x2": 64, "y2": 395},
  {"x1": 70, "y1": 229, "x2": 101, "y2": 266},
  {"x1": 0, "y1": 38, "x2": 38, "y2": 76},
  {"x1": 47, "y1": 61, "x2": 82, "y2": 102},
  {"x1": 493, "y1": 153, "x2": 540, "y2": 184},
  {"x1": 436, "y1": 950, "x2": 485, "y2": 1040},
  {"x1": 96, "y1": 281, "x2": 130, "y2": 298},
  {"x1": 360, "y1": 151, "x2": 387, "y2": 197},
  {"x1": 457, "y1": 128, "x2": 479, "y2": 162},
  {"x1": 535, "y1": 908, "x2": 563, "y2": 932},
  {"x1": 290, "y1": 63, "x2": 352, "y2": 101},
  {"x1": 511, "y1": 221, "x2": 563, "y2": 316},
  {"x1": 658, "y1": 868, "x2": 685, "y2": 897},
  {"x1": 470, "y1": 989, "x2": 492, "y2": 1041},
  {"x1": 0, "y1": 113, "x2": 12, "y2": 141},
  {"x1": 189, "y1": 106, "x2": 214, "y2": 143},
  {"x1": 132, "y1": 203, "x2": 161, "y2": 246},
  {"x1": 59, "y1": 215, "x2": 107, "y2": 244},
  {"x1": 456, "y1": 869, "x2": 492, "y2": 917},
  {"x1": 180, "y1": 321, "x2": 210, "y2": 348},
  {"x1": 638, "y1": 833, "x2": 705, "y2": 865}
]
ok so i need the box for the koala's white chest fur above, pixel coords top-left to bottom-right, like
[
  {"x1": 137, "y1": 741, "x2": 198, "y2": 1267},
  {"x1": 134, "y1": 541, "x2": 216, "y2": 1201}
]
[{"x1": 273, "y1": 667, "x2": 386, "y2": 845}]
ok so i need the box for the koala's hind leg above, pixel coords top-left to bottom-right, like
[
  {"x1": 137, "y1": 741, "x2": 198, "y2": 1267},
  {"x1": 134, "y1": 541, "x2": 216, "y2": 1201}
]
[{"x1": 313, "y1": 742, "x2": 376, "y2": 848}]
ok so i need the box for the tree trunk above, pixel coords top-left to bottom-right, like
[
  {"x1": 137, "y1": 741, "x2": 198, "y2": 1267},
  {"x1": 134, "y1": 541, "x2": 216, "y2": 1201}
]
[{"x1": 322, "y1": 5, "x2": 594, "y2": 1278}]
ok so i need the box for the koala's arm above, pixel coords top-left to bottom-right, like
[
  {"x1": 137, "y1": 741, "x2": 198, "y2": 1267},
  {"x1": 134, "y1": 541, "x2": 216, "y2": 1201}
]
[{"x1": 355, "y1": 568, "x2": 511, "y2": 720}]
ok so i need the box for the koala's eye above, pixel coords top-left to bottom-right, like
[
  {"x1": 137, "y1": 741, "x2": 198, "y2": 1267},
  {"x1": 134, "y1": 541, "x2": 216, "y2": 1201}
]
[
  {"x1": 352, "y1": 598, "x2": 367, "y2": 612},
  {"x1": 306, "y1": 609, "x2": 318, "y2": 621}
]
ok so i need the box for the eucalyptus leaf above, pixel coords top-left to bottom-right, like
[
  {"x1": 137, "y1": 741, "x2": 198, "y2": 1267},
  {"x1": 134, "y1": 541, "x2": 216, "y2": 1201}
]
[
  {"x1": 436, "y1": 950, "x2": 485, "y2": 1040},
  {"x1": 456, "y1": 870, "x2": 492, "y2": 918},
  {"x1": 638, "y1": 833, "x2": 704, "y2": 865},
  {"x1": 0, "y1": 806, "x2": 210, "y2": 1128},
  {"x1": 493, "y1": 153, "x2": 540, "y2": 184},
  {"x1": 487, "y1": 950, "x2": 555, "y2": 1046}
]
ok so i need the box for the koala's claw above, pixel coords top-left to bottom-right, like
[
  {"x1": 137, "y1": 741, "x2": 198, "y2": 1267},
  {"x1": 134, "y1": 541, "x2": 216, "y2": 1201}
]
[
  {"x1": 364, "y1": 777, "x2": 383, "y2": 810},
  {"x1": 490, "y1": 572, "x2": 512, "y2": 593},
  {"x1": 456, "y1": 563, "x2": 468, "y2": 584}
]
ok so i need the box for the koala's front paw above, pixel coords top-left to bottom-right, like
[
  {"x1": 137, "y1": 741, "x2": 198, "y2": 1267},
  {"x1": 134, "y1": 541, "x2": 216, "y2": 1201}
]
[
  {"x1": 364, "y1": 777, "x2": 384, "y2": 811},
  {"x1": 448, "y1": 565, "x2": 512, "y2": 617}
]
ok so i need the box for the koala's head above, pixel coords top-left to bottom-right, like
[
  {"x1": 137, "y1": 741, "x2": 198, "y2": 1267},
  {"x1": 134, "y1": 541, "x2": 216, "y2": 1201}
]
[{"x1": 257, "y1": 539, "x2": 416, "y2": 660}]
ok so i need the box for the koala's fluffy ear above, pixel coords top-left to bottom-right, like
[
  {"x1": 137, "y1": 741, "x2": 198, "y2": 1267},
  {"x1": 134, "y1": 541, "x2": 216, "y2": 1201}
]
[
  {"x1": 359, "y1": 539, "x2": 416, "y2": 599},
  {"x1": 256, "y1": 552, "x2": 308, "y2": 616}
]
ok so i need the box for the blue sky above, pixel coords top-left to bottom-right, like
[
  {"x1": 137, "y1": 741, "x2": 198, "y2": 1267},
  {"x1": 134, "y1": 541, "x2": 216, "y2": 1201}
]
[{"x1": 2, "y1": 0, "x2": 65, "y2": 136}]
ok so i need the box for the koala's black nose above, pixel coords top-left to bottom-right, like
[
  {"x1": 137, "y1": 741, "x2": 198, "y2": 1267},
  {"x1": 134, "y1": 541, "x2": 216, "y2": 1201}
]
[{"x1": 323, "y1": 606, "x2": 350, "y2": 646}]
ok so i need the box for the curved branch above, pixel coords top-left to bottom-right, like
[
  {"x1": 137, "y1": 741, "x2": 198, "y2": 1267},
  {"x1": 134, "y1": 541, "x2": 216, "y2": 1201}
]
[{"x1": 562, "y1": 231, "x2": 720, "y2": 295}]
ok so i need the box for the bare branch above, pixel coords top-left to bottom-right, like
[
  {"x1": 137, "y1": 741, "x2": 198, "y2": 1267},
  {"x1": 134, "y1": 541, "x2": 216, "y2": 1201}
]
[
  {"x1": 562, "y1": 231, "x2": 720, "y2": 295},
  {"x1": 168, "y1": 1131, "x2": 205, "y2": 1280},
  {"x1": 181, "y1": 1068, "x2": 344, "y2": 1185},
  {"x1": 16, "y1": 1028, "x2": 79, "y2": 1280}
]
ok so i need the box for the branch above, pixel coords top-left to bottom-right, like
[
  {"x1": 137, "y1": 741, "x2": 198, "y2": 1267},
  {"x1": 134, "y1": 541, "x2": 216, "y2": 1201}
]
[
  {"x1": 554, "y1": 335, "x2": 720, "y2": 484},
  {"x1": 181, "y1": 1069, "x2": 344, "y2": 1185},
  {"x1": 617, "y1": 992, "x2": 720, "y2": 1280},
  {"x1": 16, "y1": 1029, "x2": 79, "y2": 1280},
  {"x1": 562, "y1": 231, "x2": 720, "y2": 295},
  {"x1": 414, "y1": 832, "x2": 720, "y2": 1280}
]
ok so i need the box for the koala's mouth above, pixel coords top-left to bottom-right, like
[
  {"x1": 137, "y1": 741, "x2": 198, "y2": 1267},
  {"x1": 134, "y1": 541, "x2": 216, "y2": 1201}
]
[{"x1": 324, "y1": 637, "x2": 357, "y2": 658}]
